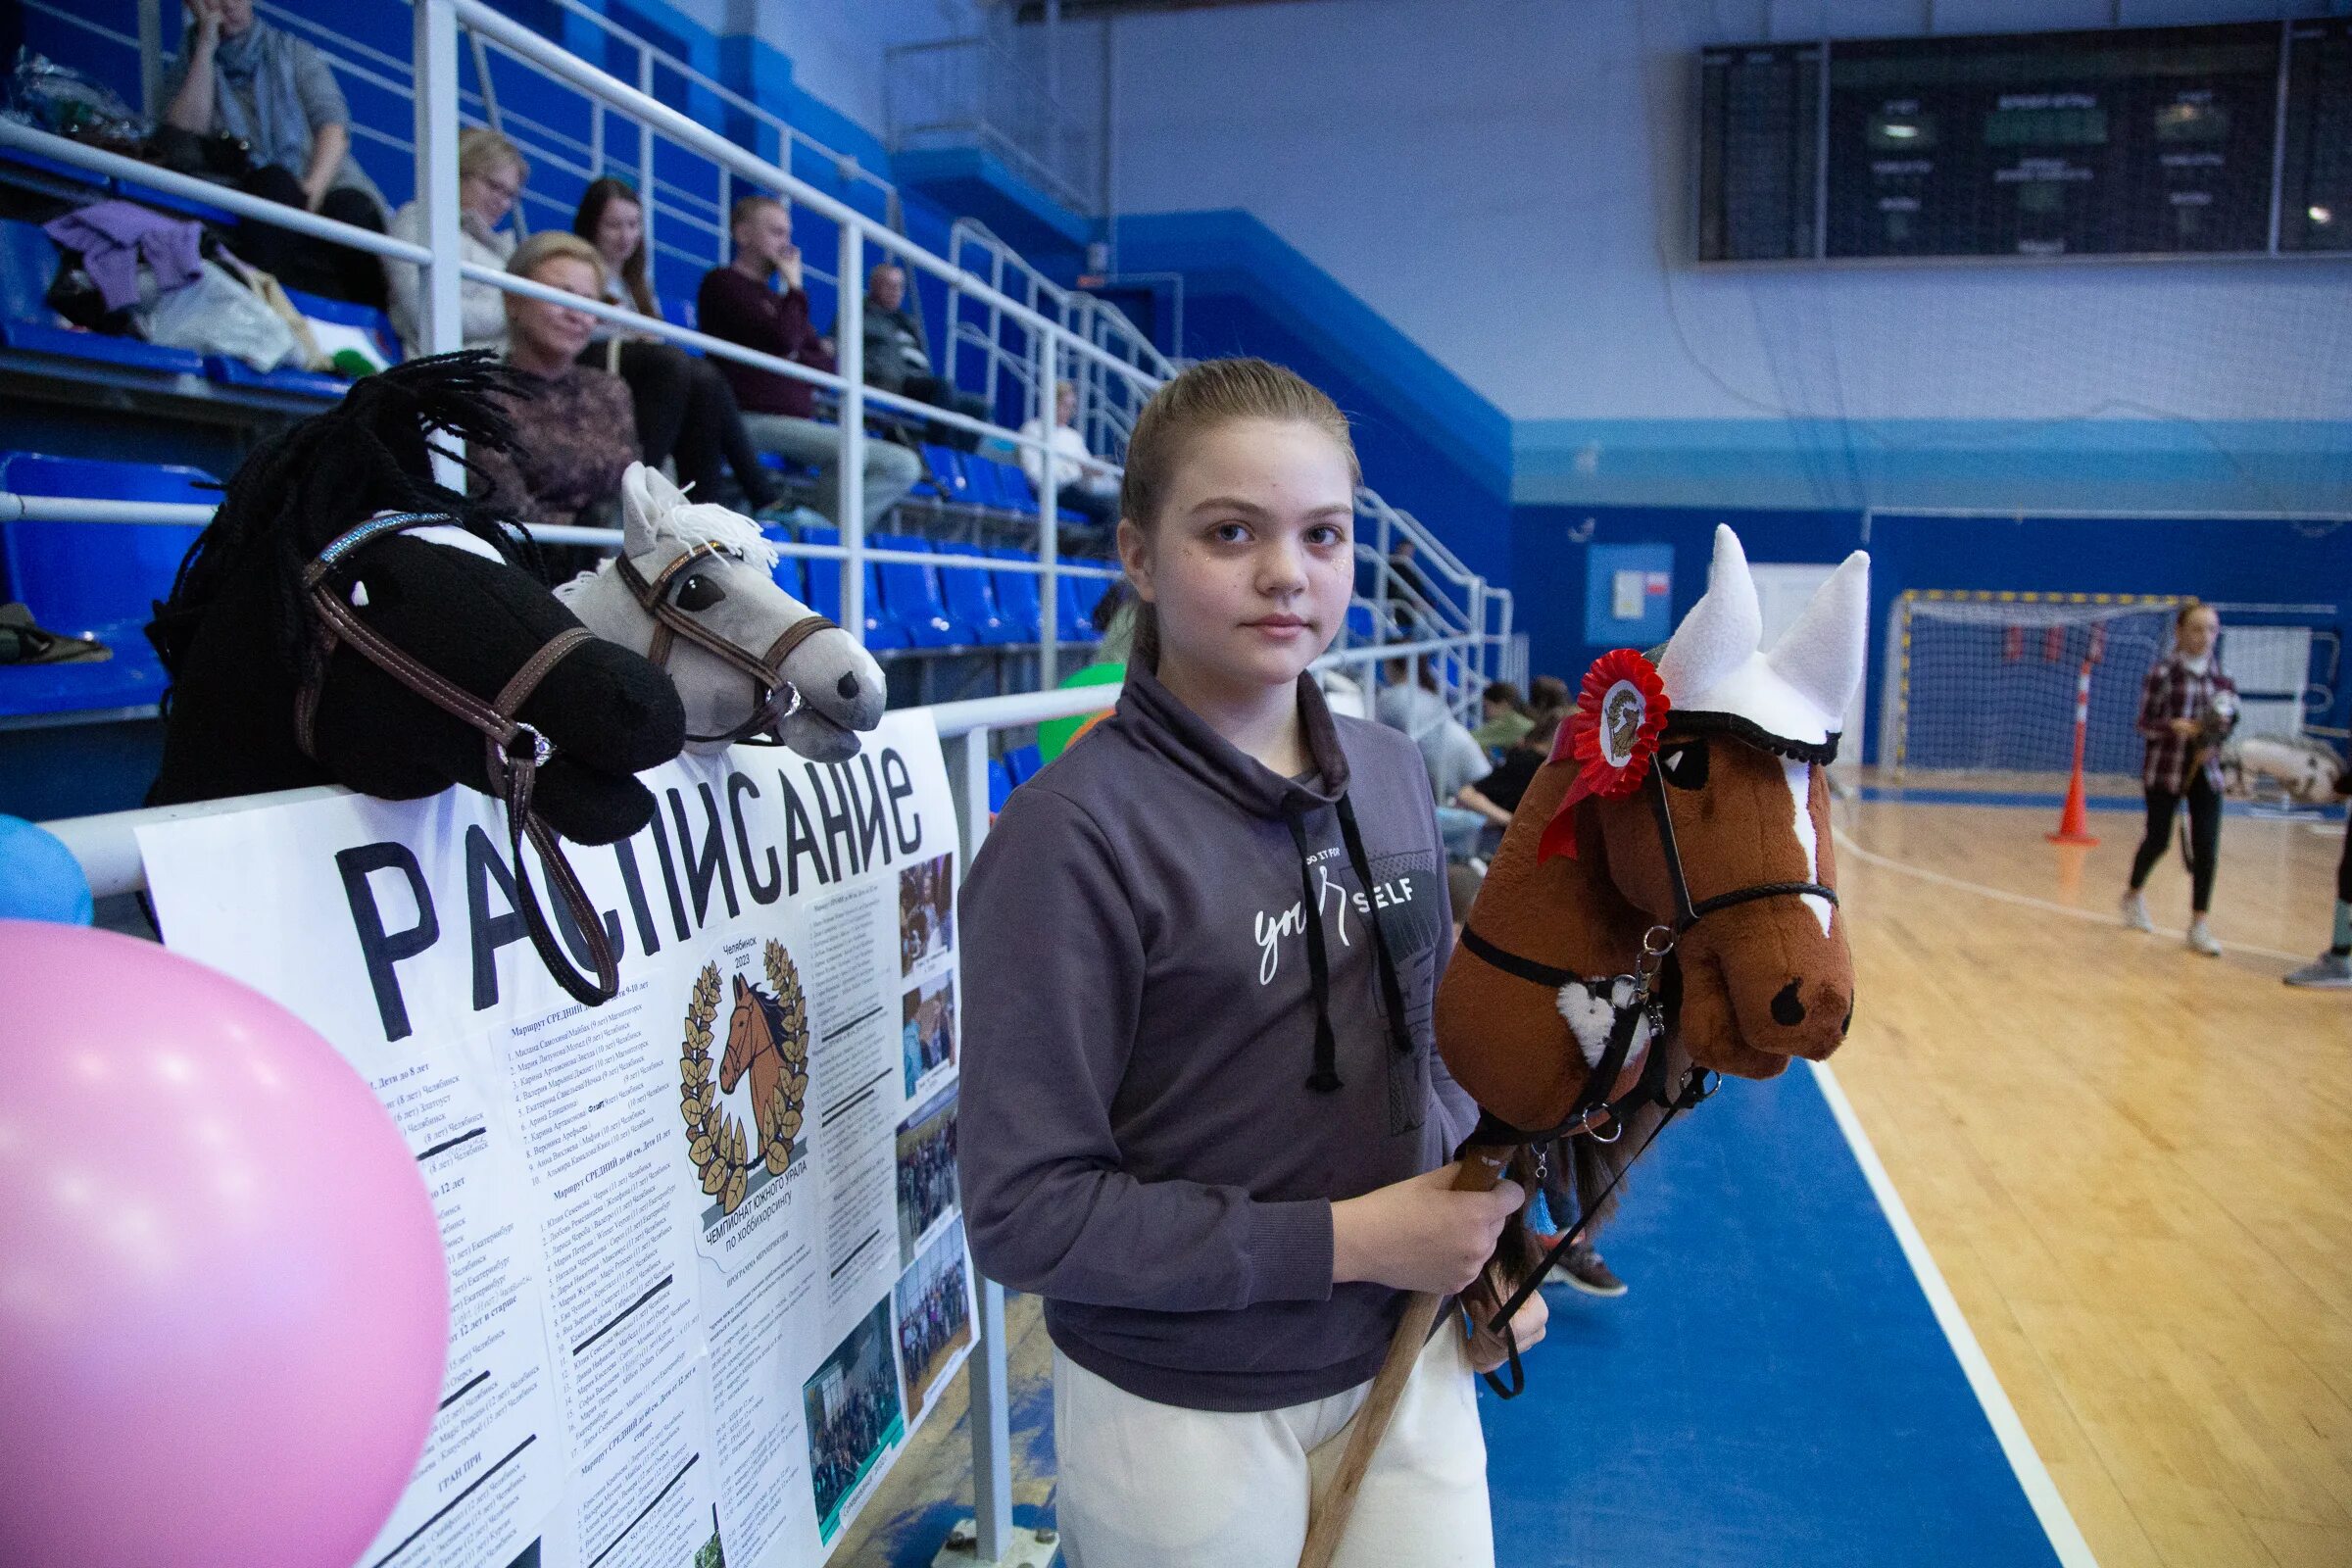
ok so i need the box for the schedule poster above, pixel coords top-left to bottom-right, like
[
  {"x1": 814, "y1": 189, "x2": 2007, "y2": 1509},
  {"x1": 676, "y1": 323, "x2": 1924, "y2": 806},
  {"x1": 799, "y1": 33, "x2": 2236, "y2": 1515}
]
[{"x1": 139, "y1": 711, "x2": 978, "y2": 1568}]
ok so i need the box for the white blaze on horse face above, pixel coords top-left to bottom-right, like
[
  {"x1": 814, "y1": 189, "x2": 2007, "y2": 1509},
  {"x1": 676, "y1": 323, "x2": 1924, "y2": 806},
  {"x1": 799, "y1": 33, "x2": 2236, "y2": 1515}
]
[{"x1": 1782, "y1": 758, "x2": 1832, "y2": 936}]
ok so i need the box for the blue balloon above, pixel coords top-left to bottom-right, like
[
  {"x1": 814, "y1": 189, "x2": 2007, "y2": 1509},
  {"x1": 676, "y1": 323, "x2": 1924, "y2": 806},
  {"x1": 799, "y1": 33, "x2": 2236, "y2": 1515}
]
[{"x1": 0, "y1": 815, "x2": 94, "y2": 925}]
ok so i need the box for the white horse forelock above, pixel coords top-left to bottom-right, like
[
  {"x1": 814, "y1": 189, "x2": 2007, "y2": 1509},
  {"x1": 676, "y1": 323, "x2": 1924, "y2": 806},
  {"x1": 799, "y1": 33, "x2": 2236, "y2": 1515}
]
[{"x1": 640, "y1": 495, "x2": 781, "y2": 572}]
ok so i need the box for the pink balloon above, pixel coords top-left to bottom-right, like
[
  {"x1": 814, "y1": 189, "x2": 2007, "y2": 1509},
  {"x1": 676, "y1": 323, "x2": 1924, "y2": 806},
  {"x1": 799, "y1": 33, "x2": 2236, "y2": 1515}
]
[{"x1": 0, "y1": 920, "x2": 448, "y2": 1568}]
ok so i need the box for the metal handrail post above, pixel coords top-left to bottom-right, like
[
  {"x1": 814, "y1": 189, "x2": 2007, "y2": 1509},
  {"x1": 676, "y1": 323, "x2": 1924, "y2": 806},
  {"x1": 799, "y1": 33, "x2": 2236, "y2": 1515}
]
[
  {"x1": 637, "y1": 48, "x2": 658, "y2": 263},
  {"x1": 840, "y1": 224, "x2": 867, "y2": 645},
  {"x1": 1036, "y1": 326, "x2": 1060, "y2": 686},
  {"x1": 414, "y1": 0, "x2": 465, "y2": 359},
  {"x1": 138, "y1": 0, "x2": 165, "y2": 118},
  {"x1": 958, "y1": 720, "x2": 1015, "y2": 1564}
]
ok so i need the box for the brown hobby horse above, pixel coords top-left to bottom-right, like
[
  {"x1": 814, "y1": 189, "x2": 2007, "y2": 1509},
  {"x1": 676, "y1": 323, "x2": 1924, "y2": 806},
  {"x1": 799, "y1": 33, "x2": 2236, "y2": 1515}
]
[{"x1": 1301, "y1": 527, "x2": 1870, "y2": 1565}]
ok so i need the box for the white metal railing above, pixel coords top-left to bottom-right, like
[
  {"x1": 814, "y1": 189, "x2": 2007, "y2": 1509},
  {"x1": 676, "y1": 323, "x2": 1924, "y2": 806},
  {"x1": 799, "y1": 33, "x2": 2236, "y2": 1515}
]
[
  {"x1": 884, "y1": 33, "x2": 1100, "y2": 216},
  {"x1": 4, "y1": 20, "x2": 1504, "y2": 705},
  {"x1": 945, "y1": 219, "x2": 1170, "y2": 466}
]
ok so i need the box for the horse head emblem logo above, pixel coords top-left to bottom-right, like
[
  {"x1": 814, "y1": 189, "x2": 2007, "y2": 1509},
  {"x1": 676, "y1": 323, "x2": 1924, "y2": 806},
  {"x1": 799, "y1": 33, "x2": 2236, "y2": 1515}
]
[{"x1": 680, "y1": 942, "x2": 811, "y2": 1216}]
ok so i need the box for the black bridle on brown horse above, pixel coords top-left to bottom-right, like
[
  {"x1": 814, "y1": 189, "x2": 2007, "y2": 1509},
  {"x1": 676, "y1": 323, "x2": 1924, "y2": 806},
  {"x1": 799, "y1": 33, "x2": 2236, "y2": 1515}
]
[
  {"x1": 296, "y1": 512, "x2": 619, "y2": 1007},
  {"x1": 1453, "y1": 738, "x2": 1841, "y2": 1393},
  {"x1": 613, "y1": 543, "x2": 840, "y2": 749}
]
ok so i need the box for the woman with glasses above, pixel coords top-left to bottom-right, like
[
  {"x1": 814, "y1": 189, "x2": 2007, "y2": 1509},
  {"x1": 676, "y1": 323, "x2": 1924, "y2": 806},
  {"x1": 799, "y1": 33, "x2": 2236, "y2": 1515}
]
[{"x1": 383, "y1": 128, "x2": 527, "y2": 358}]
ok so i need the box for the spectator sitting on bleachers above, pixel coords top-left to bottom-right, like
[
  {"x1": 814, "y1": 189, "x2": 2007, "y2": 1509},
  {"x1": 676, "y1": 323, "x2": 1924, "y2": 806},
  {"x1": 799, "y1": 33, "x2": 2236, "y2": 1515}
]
[
  {"x1": 697, "y1": 196, "x2": 919, "y2": 531},
  {"x1": 383, "y1": 128, "x2": 523, "y2": 358},
  {"x1": 854, "y1": 263, "x2": 989, "y2": 453},
  {"x1": 466, "y1": 232, "x2": 635, "y2": 535},
  {"x1": 1376, "y1": 658, "x2": 1501, "y2": 862},
  {"x1": 571, "y1": 177, "x2": 788, "y2": 517},
  {"x1": 160, "y1": 0, "x2": 388, "y2": 308},
  {"x1": 1472, "y1": 681, "x2": 1535, "y2": 752},
  {"x1": 1016, "y1": 380, "x2": 1120, "y2": 529}
]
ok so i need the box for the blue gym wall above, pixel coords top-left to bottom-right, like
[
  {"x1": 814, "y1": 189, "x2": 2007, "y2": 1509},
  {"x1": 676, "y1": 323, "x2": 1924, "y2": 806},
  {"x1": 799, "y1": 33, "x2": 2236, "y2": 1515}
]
[{"x1": 1513, "y1": 504, "x2": 2352, "y2": 763}]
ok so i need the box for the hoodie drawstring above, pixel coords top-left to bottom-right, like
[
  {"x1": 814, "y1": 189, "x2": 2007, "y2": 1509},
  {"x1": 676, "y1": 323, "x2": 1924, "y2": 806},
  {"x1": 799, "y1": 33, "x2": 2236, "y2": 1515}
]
[
  {"x1": 1285, "y1": 792, "x2": 1420, "y2": 1094},
  {"x1": 1335, "y1": 794, "x2": 1418, "y2": 1064},
  {"x1": 1283, "y1": 801, "x2": 1344, "y2": 1093}
]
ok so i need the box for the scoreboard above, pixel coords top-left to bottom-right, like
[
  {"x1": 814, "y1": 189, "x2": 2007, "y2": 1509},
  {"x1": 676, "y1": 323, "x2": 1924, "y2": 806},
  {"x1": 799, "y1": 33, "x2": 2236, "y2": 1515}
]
[{"x1": 1697, "y1": 20, "x2": 2352, "y2": 263}]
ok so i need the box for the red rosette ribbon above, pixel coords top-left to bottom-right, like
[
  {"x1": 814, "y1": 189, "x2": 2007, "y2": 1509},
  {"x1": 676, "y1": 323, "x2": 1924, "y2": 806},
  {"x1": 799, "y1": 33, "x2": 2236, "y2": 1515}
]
[{"x1": 1537, "y1": 649, "x2": 1671, "y2": 862}]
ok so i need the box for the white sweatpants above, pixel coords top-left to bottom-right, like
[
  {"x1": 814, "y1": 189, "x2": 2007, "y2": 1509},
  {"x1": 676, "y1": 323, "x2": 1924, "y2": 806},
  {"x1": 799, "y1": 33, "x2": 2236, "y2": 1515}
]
[{"x1": 1052, "y1": 1326, "x2": 1494, "y2": 1568}]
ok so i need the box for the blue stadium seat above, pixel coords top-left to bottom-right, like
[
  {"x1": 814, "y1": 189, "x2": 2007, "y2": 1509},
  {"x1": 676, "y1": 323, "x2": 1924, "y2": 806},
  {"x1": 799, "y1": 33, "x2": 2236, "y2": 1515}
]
[
  {"x1": 203, "y1": 356, "x2": 353, "y2": 400},
  {"x1": 870, "y1": 533, "x2": 965, "y2": 647},
  {"x1": 283, "y1": 286, "x2": 403, "y2": 367},
  {"x1": 988, "y1": 757, "x2": 1013, "y2": 812},
  {"x1": 1347, "y1": 604, "x2": 1377, "y2": 642},
  {"x1": 936, "y1": 543, "x2": 1010, "y2": 645},
  {"x1": 0, "y1": 220, "x2": 206, "y2": 377},
  {"x1": 1004, "y1": 743, "x2": 1043, "y2": 785},
  {"x1": 1057, "y1": 570, "x2": 1099, "y2": 644},
  {"x1": 759, "y1": 525, "x2": 807, "y2": 604},
  {"x1": 918, "y1": 445, "x2": 970, "y2": 505},
  {"x1": 985, "y1": 547, "x2": 1043, "y2": 642},
  {"x1": 1068, "y1": 572, "x2": 1111, "y2": 634},
  {"x1": 797, "y1": 523, "x2": 903, "y2": 648},
  {"x1": 0, "y1": 452, "x2": 214, "y2": 717},
  {"x1": 980, "y1": 458, "x2": 1038, "y2": 516}
]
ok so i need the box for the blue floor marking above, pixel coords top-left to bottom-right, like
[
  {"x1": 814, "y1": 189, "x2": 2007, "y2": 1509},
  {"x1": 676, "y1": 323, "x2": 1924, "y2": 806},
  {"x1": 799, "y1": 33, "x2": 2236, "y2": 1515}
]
[{"x1": 1482, "y1": 1063, "x2": 2065, "y2": 1567}]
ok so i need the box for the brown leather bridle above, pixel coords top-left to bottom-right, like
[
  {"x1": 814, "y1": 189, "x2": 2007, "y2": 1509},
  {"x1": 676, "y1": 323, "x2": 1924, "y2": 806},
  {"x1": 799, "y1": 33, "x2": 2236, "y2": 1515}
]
[
  {"x1": 295, "y1": 512, "x2": 620, "y2": 1006},
  {"x1": 613, "y1": 542, "x2": 840, "y2": 749}
]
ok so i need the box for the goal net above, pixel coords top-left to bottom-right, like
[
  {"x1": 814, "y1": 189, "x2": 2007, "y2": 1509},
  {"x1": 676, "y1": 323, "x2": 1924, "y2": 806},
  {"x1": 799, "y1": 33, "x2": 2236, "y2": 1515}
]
[{"x1": 1882, "y1": 594, "x2": 2178, "y2": 788}]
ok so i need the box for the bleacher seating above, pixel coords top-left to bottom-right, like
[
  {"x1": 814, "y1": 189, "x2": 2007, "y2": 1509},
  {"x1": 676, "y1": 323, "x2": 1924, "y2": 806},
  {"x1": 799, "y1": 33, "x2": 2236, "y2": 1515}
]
[
  {"x1": 1, "y1": 214, "x2": 401, "y2": 405},
  {"x1": 0, "y1": 12, "x2": 1491, "y2": 749},
  {"x1": 938, "y1": 545, "x2": 1009, "y2": 645},
  {"x1": 987, "y1": 756, "x2": 1013, "y2": 812},
  {"x1": 984, "y1": 547, "x2": 1043, "y2": 642},
  {"x1": 870, "y1": 534, "x2": 966, "y2": 648},
  {"x1": 0, "y1": 451, "x2": 213, "y2": 718},
  {"x1": 0, "y1": 219, "x2": 206, "y2": 378},
  {"x1": 797, "y1": 523, "x2": 902, "y2": 648},
  {"x1": 1004, "y1": 743, "x2": 1043, "y2": 785}
]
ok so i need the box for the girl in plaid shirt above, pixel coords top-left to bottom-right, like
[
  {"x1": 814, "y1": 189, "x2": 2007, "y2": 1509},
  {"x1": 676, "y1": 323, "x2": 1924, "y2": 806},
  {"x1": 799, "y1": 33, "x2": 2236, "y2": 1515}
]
[{"x1": 2122, "y1": 602, "x2": 2236, "y2": 956}]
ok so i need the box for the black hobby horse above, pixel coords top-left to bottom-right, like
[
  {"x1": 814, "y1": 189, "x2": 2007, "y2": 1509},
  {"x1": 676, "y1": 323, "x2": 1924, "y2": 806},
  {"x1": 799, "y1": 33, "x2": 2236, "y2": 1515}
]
[{"x1": 146, "y1": 353, "x2": 686, "y2": 1000}]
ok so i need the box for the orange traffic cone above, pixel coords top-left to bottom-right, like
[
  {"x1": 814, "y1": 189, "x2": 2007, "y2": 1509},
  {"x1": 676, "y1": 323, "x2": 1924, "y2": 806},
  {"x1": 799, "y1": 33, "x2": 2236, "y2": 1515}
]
[{"x1": 2048, "y1": 661, "x2": 2099, "y2": 846}]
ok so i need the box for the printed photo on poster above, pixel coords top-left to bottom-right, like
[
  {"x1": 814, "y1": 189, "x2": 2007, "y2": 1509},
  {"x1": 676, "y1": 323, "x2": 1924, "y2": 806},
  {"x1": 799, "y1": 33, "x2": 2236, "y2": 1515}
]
[
  {"x1": 898, "y1": 852, "x2": 955, "y2": 977},
  {"x1": 679, "y1": 939, "x2": 812, "y2": 1228},
  {"x1": 803, "y1": 1298, "x2": 906, "y2": 1544},
  {"x1": 895, "y1": 1217, "x2": 974, "y2": 1417},
  {"x1": 900, "y1": 973, "x2": 956, "y2": 1100},
  {"x1": 895, "y1": 1090, "x2": 958, "y2": 1265}
]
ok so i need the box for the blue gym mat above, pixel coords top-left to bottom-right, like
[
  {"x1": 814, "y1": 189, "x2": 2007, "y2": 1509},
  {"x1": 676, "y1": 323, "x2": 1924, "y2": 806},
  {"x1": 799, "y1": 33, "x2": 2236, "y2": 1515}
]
[{"x1": 1484, "y1": 1063, "x2": 2068, "y2": 1567}]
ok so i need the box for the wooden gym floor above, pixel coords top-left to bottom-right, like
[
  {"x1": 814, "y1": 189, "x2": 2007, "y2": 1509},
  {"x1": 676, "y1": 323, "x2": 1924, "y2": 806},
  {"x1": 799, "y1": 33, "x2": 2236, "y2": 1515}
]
[
  {"x1": 842, "y1": 795, "x2": 2349, "y2": 1566},
  {"x1": 1830, "y1": 796, "x2": 2350, "y2": 1568}
]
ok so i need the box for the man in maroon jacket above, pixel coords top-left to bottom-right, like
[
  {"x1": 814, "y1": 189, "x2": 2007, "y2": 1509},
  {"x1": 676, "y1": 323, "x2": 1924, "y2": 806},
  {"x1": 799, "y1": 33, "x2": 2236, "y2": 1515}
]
[{"x1": 697, "y1": 196, "x2": 920, "y2": 529}]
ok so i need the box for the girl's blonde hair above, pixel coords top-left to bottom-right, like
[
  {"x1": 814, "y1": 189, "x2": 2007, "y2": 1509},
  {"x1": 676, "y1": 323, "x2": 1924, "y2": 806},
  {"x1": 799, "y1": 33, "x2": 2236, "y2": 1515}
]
[
  {"x1": 1118, "y1": 357, "x2": 1360, "y2": 671},
  {"x1": 457, "y1": 126, "x2": 528, "y2": 186}
]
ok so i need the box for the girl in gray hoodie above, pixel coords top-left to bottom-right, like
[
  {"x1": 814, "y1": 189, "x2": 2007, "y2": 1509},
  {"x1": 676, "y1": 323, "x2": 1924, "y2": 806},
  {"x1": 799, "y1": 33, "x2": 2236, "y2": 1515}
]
[{"x1": 960, "y1": 359, "x2": 1538, "y2": 1567}]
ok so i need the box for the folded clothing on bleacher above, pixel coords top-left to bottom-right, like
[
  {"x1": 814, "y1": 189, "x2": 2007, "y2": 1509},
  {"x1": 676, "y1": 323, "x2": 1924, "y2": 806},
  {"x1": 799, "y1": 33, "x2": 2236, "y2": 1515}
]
[{"x1": 42, "y1": 202, "x2": 203, "y2": 311}]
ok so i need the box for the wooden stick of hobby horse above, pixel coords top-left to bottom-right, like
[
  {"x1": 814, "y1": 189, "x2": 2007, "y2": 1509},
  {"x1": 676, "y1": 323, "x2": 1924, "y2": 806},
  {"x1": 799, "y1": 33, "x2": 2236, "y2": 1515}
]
[{"x1": 1298, "y1": 1141, "x2": 1517, "y2": 1568}]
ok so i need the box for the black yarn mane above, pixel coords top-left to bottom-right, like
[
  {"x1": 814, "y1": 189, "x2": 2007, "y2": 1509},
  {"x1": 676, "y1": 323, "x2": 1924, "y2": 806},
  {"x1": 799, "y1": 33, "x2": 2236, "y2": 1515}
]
[{"x1": 147, "y1": 352, "x2": 541, "y2": 698}]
